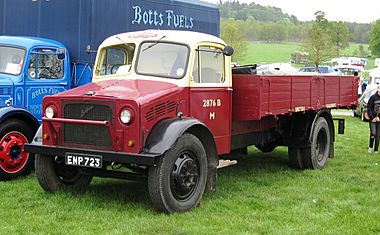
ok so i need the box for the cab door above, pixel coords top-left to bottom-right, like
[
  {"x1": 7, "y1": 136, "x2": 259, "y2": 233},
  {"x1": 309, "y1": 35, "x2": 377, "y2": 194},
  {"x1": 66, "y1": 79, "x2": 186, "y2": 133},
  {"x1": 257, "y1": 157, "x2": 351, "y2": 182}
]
[
  {"x1": 189, "y1": 45, "x2": 232, "y2": 154},
  {"x1": 24, "y1": 47, "x2": 70, "y2": 122}
]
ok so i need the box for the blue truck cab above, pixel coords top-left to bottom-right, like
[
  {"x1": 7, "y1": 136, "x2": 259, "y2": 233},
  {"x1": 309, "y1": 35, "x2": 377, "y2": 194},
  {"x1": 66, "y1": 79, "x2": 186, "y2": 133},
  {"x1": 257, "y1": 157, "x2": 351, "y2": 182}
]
[
  {"x1": 1, "y1": 36, "x2": 79, "y2": 119},
  {"x1": 0, "y1": 0, "x2": 219, "y2": 179},
  {"x1": 0, "y1": 36, "x2": 92, "y2": 179}
]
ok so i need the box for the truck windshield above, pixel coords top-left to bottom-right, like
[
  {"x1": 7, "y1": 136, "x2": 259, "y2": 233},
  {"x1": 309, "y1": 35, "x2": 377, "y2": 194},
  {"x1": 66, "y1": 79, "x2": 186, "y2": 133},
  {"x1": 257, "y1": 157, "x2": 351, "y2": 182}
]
[
  {"x1": 96, "y1": 43, "x2": 136, "y2": 76},
  {"x1": 28, "y1": 48, "x2": 64, "y2": 79},
  {"x1": 136, "y1": 42, "x2": 189, "y2": 79},
  {"x1": 0, "y1": 46, "x2": 25, "y2": 76}
]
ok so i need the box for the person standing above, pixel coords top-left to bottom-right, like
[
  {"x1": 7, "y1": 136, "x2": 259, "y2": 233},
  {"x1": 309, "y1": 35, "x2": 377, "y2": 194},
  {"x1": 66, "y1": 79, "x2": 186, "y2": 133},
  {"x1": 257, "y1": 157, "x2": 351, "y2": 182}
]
[
  {"x1": 358, "y1": 77, "x2": 367, "y2": 98},
  {"x1": 367, "y1": 85, "x2": 380, "y2": 153}
]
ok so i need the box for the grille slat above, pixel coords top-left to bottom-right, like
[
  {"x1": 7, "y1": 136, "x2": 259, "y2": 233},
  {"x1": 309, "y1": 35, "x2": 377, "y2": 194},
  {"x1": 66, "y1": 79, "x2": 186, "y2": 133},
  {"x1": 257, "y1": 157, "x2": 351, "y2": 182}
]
[
  {"x1": 167, "y1": 101, "x2": 176, "y2": 112},
  {"x1": 63, "y1": 103, "x2": 113, "y2": 147},
  {"x1": 0, "y1": 88, "x2": 12, "y2": 95},
  {"x1": 145, "y1": 101, "x2": 176, "y2": 122}
]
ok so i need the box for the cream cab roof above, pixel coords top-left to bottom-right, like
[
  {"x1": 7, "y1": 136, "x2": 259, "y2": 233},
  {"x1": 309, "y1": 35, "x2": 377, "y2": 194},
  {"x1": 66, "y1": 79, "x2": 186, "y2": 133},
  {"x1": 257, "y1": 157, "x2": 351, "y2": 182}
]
[{"x1": 99, "y1": 30, "x2": 227, "y2": 48}]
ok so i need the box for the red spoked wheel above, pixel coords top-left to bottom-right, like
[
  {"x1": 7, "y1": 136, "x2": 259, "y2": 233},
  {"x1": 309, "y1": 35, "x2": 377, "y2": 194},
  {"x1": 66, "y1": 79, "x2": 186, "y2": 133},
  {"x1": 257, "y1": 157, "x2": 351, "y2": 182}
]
[
  {"x1": 0, "y1": 131, "x2": 29, "y2": 174},
  {"x1": 0, "y1": 120, "x2": 35, "y2": 180}
]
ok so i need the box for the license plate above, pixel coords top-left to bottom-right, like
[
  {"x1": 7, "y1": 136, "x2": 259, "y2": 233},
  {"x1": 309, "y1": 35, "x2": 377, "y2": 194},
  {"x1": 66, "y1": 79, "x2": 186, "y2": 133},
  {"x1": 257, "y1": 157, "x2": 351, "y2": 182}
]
[{"x1": 65, "y1": 152, "x2": 103, "y2": 169}]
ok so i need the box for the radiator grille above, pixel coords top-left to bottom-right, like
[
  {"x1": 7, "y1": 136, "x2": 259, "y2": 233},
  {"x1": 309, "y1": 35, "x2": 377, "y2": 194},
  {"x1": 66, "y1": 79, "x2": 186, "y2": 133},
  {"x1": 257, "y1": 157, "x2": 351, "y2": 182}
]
[
  {"x1": 145, "y1": 101, "x2": 176, "y2": 122},
  {"x1": 0, "y1": 88, "x2": 12, "y2": 95},
  {"x1": 63, "y1": 103, "x2": 113, "y2": 147}
]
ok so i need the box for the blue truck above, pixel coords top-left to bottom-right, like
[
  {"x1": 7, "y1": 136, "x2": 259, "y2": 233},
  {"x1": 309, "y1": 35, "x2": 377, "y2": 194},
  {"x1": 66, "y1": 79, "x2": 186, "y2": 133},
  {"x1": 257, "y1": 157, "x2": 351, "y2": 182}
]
[{"x1": 0, "y1": 0, "x2": 219, "y2": 179}]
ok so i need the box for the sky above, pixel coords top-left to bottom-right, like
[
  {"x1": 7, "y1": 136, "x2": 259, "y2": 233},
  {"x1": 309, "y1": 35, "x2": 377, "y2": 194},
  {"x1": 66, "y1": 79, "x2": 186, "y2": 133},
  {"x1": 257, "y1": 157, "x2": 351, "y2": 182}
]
[{"x1": 203, "y1": 0, "x2": 380, "y2": 23}]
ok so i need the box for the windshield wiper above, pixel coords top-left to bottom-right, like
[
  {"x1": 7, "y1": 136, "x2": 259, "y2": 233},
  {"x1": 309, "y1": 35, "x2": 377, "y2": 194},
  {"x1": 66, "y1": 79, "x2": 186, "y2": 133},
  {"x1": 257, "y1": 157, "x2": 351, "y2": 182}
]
[
  {"x1": 142, "y1": 35, "x2": 166, "y2": 52},
  {"x1": 115, "y1": 36, "x2": 135, "y2": 50}
]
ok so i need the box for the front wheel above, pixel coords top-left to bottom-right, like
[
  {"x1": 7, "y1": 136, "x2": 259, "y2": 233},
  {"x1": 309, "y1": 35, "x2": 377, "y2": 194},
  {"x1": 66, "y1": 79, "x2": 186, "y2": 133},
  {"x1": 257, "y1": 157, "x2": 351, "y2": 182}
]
[
  {"x1": 148, "y1": 133, "x2": 208, "y2": 213},
  {"x1": 0, "y1": 120, "x2": 35, "y2": 180},
  {"x1": 35, "y1": 154, "x2": 92, "y2": 193}
]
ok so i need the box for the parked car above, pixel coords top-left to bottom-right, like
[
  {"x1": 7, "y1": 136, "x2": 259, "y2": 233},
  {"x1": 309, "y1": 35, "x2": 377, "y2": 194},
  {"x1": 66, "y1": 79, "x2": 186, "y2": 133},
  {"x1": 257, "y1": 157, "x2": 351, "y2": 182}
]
[
  {"x1": 256, "y1": 63, "x2": 298, "y2": 75},
  {"x1": 354, "y1": 70, "x2": 380, "y2": 120},
  {"x1": 332, "y1": 65, "x2": 363, "y2": 75},
  {"x1": 299, "y1": 66, "x2": 335, "y2": 74}
]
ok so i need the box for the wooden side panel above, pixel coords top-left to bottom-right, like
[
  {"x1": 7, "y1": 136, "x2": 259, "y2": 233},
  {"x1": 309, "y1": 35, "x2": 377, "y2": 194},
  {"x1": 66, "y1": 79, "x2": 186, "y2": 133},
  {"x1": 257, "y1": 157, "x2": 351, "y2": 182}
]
[
  {"x1": 232, "y1": 74, "x2": 358, "y2": 121},
  {"x1": 232, "y1": 74, "x2": 260, "y2": 120}
]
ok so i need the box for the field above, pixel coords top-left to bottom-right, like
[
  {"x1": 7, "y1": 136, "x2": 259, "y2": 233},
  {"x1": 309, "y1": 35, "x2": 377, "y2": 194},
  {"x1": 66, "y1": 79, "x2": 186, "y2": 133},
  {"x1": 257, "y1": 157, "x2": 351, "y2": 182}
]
[
  {"x1": 238, "y1": 41, "x2": 375, "y2": 69},
  {"x1": 1, "y1": 42, "x2": 378, "y2": 234},
  {"x1": 1, "y1": 115, "x2": 379, "y2": 234}
]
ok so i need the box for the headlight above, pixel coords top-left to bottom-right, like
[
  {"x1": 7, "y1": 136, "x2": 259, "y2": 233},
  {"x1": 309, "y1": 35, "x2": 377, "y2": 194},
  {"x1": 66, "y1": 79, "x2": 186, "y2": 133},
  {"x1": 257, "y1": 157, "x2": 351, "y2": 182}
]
[
  {"x1": 45, "y1": 105, "x2": 56, "y2": 118},
  {"x1": 120, "y1": 109, "x2": 132, "y2": 124}
]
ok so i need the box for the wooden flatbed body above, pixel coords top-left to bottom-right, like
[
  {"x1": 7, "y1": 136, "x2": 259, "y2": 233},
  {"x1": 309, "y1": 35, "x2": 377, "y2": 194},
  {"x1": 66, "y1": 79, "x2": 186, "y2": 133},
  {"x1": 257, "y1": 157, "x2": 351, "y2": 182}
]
[{"x1": 232, "y1": 74, "x2": 358, "y2": 121}]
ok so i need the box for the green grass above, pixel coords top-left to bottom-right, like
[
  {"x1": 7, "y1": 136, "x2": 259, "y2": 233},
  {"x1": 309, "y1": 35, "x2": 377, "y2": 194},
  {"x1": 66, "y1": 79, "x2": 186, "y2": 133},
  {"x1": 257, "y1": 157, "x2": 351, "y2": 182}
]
[
  {"x1": 239, "y1": 41, "x2": 301, "y2": 65},
  {"x1": 1, "y1": 116, "x2": 380, "y2": 234},
  {"x1": 238, "y1": 41, "x2": 376, "y2": 69}
]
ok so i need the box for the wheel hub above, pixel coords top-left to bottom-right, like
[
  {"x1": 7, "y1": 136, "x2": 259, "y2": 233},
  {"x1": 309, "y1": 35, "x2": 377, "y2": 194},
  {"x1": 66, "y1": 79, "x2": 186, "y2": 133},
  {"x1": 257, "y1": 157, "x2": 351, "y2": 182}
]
[
  {"x1": 171, "y1": 153, "x2": 199, "y2": 200},
  {"x1": 0, "y1": 132, "x2": 29, "y2": 173}
]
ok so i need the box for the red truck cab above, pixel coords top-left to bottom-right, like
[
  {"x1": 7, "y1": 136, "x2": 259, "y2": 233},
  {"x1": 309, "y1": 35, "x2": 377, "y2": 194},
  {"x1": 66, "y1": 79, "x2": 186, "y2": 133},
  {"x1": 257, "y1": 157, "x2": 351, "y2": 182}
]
[{"x1": 25, "y1": 30, "x2": 357, "y2": 213}]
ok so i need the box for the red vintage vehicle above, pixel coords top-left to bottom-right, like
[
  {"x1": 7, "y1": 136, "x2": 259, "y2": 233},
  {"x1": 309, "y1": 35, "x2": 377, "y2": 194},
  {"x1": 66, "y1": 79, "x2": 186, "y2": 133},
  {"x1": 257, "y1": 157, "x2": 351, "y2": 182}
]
[{"x1": 25, "y1": 30, "x2": 358, "y2": 213}]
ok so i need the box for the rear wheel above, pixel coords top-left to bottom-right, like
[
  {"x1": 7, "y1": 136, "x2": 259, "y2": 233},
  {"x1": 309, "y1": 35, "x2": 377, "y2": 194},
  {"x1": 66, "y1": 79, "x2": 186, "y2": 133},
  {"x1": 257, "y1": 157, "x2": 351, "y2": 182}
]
[
  {"x1": 35, "y1": 154, "x2": 92, "y2": 193},
  {"x1": 0, "y1": 120, "x2": 35, "y2": 180},
  {"x1": 148, "y1": 133, "x2": 207, "y2": 213},
  {"x1": 288, "y1": 147, "x2": 305, "y2": 169},
  {"x1": 303, "y1": 117, "x2": 331, "y2": 169}
]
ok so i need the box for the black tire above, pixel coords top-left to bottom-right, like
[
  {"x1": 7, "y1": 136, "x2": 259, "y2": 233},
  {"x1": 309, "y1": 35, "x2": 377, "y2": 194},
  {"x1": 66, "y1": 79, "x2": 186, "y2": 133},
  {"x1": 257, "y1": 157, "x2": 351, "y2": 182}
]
[
  {"x1": 303, "y1": 117, "x2": 331, "y2": 170},
  {"x1": 148, "y1": 133, "x2": 207, "y2": 213},
  {"x1": 0, "y1": 119, "x2": 35, "y2": 180},
  {"x1": 35, "y1": 154, "x2": 92, "y2": 193},
  {"x1": 255, "y1": 142, "x2": 277, "y2": 153},
  {"x1": 288, "y1": 147, "x2": 305, "y2": 169}
]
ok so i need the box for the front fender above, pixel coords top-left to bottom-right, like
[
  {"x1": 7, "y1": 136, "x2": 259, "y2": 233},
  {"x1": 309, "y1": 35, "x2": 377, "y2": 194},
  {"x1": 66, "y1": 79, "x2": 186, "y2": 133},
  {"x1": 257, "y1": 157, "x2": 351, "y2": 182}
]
[
  {"x1": 0, "y1": 107, "x2": 39, "y2": 131},
  {"x1": 144, "y1": 117, "x2": 210, "y2": 155}
]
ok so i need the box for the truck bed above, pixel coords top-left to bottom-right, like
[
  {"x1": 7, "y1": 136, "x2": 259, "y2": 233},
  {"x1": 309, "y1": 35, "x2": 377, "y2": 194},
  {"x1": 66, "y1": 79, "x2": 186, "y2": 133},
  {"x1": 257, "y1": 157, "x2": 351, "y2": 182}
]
[{"x1": 232, "y1": 74, "x2": 358, "y2": 121}]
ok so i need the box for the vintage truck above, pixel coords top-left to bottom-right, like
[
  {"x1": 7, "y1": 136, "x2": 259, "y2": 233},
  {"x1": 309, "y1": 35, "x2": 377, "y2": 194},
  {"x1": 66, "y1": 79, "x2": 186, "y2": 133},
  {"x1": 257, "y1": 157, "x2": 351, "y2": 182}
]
[
  {"x1": 0, "y1": 0, "x2": 219, "y2": 179},
  {"x1": 25, "y1": 30, "x2": 357, "y2": 213}
]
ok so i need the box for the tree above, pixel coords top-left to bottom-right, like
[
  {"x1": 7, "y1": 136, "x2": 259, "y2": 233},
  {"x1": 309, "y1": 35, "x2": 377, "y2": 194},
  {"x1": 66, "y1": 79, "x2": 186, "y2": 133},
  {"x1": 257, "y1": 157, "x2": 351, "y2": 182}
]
[
  {"x1": 330, "y1": 21, "x2": 350, "y2": 56},
  {"x1": 369, "y1": 19, "x2": 380, "y2": 57},
  {"x1": 218, "y1": 1, "x2": 370, "y2": 44},
  {"x1": 303, "y1": 12, "x2": 334, "y2": 67},
  {"x1": 314, "y1": 11, "x2": 328, "y2": 24},
  {"x1": 220, "y1": 19, "x2": 247, "y2": 61},
  {"x1": 358, "y1": 44, "x2": 369, "y2": 57}
]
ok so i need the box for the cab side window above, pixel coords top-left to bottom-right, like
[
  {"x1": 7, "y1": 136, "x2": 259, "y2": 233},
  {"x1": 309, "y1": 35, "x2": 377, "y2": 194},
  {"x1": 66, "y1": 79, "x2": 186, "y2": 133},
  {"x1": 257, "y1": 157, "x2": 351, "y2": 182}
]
[
  {"x1": 28, "y1": 48, "x2": 64, "y2": 79},
  {"x1": 96, "y1": 44, "x2": 135, "y2": 76},
  {"x1": 192, "y1": 46, "x2": 225, "y2": 84}
]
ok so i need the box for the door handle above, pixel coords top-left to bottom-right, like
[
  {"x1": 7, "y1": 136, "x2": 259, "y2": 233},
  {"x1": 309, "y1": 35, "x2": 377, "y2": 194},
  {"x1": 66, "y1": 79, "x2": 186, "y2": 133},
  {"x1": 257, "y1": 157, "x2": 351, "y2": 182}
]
[{"x1": 59, "y1": 82, "x2": 68, "y2": 86}]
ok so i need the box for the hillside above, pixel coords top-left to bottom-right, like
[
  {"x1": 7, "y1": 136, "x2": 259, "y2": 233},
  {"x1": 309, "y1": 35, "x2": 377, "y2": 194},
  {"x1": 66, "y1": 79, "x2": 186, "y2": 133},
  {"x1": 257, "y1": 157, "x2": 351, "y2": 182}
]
[
  {"x1": 218, "y1": 1, "x2": 371, "y2": 44},
  {"x1": 219, "y1": 1, "x2": 299, "y2": 23}
]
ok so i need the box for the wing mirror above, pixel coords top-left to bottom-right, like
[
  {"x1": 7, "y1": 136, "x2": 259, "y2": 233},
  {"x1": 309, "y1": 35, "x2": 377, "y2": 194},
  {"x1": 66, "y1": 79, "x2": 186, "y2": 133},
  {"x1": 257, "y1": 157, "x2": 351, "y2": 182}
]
[
  {"x1": 57, "y1": 48, "x2": 66, "y2": 60},
  {"x1": 223, "y1": 46, "x2": 234, "y2": 56}
]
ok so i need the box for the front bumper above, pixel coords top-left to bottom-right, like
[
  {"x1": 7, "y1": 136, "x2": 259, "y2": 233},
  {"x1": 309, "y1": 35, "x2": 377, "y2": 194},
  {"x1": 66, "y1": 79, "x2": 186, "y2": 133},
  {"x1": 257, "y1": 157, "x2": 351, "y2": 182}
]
[{"x1": 24, "y1": 143, "x2": 160, "y2": 166}]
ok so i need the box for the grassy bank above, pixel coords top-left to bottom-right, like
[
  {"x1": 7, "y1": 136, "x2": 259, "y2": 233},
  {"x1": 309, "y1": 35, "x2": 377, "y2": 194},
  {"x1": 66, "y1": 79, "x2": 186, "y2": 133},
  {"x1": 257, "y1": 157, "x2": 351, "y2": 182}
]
[
  {"x1": 238, "y1": 41, "x2": 375, "y2": 69},
  {"x1": 1, "y1": 116, "x2": 379, "y2": 234}
]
